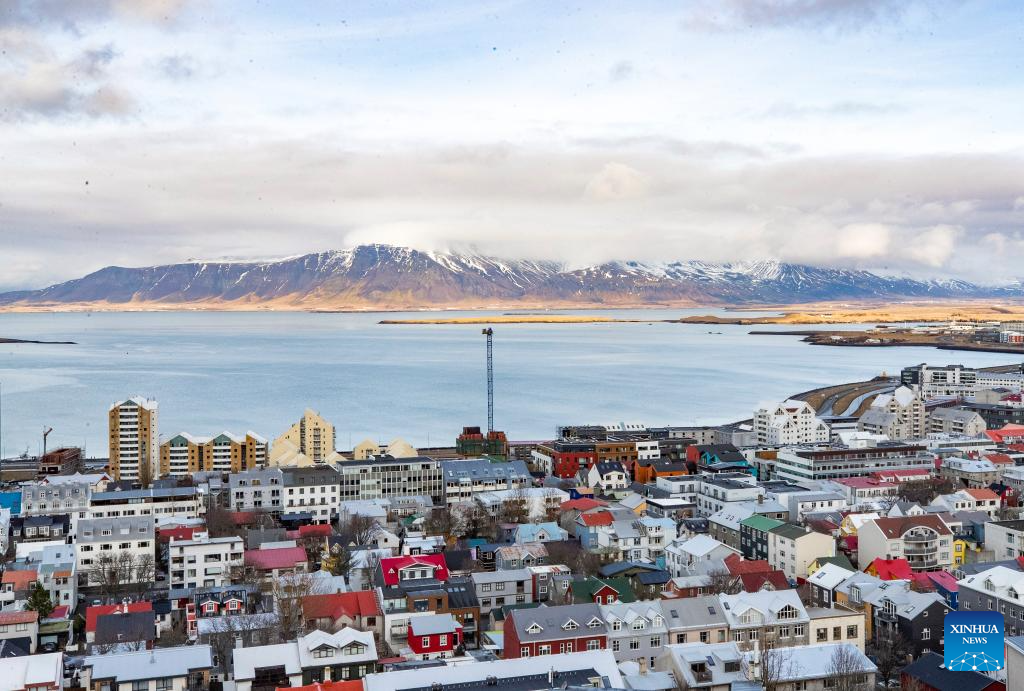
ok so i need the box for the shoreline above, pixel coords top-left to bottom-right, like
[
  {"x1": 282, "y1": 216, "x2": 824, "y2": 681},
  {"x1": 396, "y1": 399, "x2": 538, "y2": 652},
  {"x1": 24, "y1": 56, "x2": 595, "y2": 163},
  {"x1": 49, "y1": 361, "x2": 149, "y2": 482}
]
[
  {"x1": 0, "y1": 337, "x2": 76, "y2": 345},
  {"x1": 751, "y1": 330, "x2": 1024, "y2": 356}
]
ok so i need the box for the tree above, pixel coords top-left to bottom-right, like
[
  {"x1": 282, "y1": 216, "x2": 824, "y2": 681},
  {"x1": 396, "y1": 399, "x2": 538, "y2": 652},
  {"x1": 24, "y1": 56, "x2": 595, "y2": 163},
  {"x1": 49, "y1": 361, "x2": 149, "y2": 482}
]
[
  {"x1": 827, "y1": 644, "x2": 870, "y2": 691},
  {"x1": 156, "y1": 619, "x2": 190, "y2": 648},
  {"x1": 133, "y1": 553, "x2": 156, "y2": 595},
  {"x1": 206, "y1": 502, "x2": 240, "y2": 538},
  {"x1": 897, "y1": 478, "x2": 955, "y2": 505},
  {"x1": 743, "y1": 629, "x2": 795, "y2": 691},
  {"x1": 271, "y1": 572, "x2": 324, "y2": 641},
  {"x1": 322, "y1": 543, "x2": 354, "y2": 579},
  {"x1": 542, "y1": 489, "x2": 563, "y2": 523},
  {"x1": 497, "y1": 487, "x2": 530, "y2": 525},
  {"x1": 338, "y1": 513, "x2": 378, "y2": 547},
  {"x1": 544, "y1": 540, "x2": 604, "y2": 578},
  {"x1": 705, "y1": 569, "x2": 742, "y2": 595},
  {"x1": 204, "y1": 613, "x2": 277, "y2": 674},
  {"x1": 869, "y1": 632, "x2": 912, "y2": 688},
  {"x1": 25, "y1": 582, "x2": 54, "y2": 619}
]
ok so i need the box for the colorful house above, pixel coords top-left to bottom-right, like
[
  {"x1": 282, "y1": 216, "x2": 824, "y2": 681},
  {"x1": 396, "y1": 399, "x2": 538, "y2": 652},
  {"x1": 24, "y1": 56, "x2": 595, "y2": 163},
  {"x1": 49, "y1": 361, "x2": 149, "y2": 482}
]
[
  {"x1": 864, "y1": 557, "x2": 912, "y2": 581},
  {"x1": 407, "y1": 613, "x2": 463, "y2": 660}
]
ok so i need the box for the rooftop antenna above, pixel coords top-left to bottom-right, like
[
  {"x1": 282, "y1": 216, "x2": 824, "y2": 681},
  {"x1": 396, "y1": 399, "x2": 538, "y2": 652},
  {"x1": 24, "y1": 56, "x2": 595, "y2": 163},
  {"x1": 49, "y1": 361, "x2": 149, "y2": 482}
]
[{"x1": 482, "y1": 328, "x2": 494, "y2": 433}]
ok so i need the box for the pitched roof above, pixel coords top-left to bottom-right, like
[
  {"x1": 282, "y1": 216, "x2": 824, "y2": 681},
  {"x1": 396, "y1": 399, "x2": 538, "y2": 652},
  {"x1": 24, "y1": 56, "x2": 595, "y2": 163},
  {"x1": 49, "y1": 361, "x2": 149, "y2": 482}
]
[
  {"x1": 868, "y1": 514, "x2": 952, "y2": 538},
  {"x1": 738, "y1": 571, "x2": 790, "y2": 592},
  {"x1": 302, "y1": 590, "x2": 382, "y2": 621},
  {"x1": 724, "y1": 554, "x2": 770, "y2": 576},
  {"x1": 578, "y1": 511, "x2": 614, "y2": 527},
  {"x1": 0, "y1": 610, "x2": 37, "y2": 626},
  {"x1": 964, "y1": 488, "x2": 1000, "y2": 500},
  {"x1": 1, "y1": 570, "x2": 37, "y2": 591},
  {"x1": 868, "y1": 558, "x2": 913, "y2": 581},
  {"x1": 571, "y1": 577, "x2": 636, "y2": 603},
  {"x1": 739, "y1": 515, "x2": 785, "y2": 532},
  {"x1": 509, "y1": 603, "x2": 606, "y2": 642},
  {"x1": 902, "y1": 652, "x2": 999, "y2": 691},
  {"x1": 244, "y1": 545, "x2": 308, "y2": 570},
  {"x1": 560, "y1": 498, "x2": 607, "y2": 511},
  {"x1": 409, "y1": 613, "x2": 461, "y2": 636},
  {"x1": 85, "y1": 602, "x2": 153, "y2": 632},
  {"x1": 378, "y1": 554, "x2": 449, "y2": 586}
]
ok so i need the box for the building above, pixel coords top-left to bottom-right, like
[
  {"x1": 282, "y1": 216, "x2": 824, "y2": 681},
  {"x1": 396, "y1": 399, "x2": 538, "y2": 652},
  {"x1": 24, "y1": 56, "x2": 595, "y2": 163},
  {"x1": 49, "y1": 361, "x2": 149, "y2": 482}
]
[
  {"x1": 503, "y1": 603, "x2": 607, "y2": 658},
  {"x1": 903, "y1": 362, "x2": 1024, "y2": 397},
  {"x1": 531, "y1": 441, "x2": 597, "y2": 479},
  {"x1": 939, "y1": 457, "x2": 999, "y2": 488},
  {"x1": 230, "y1": 467, "x2": 286, "y2": 513},
  {"x1": 470, "y1": 568, "x2": 534, "y2": 616},
  {"x1": 718, "y1": 590, "x2": 810, "y2": 652},
  {"x1": 665, "y1": 535, "x2": 739, "y2": 578},
  {"x1": 244, "y1": 543, "x2": 309, "y2": 579},
  {"x1": 302, "y1": 590, "x2": 383, "y2": 637},
  {"x1": 282, "y1": 466, "x2": 341, "y2": 523},
  {"x1": 75, "y1": 516, "x2": 154, "y2": 587},
  {"x1": 901, "y1": 651, "x2": 1005, "y2": 691},
  {"x1": 928, "y1": 408, "x2": 986, "y2": 437},
  {"x1": 455, "y1": 426, "x2": 509, "y2": 458},
  {"x1": 958, "y1": 565, "x2": 1024, "y2": 637},
  {"x1": 169, "y1": 534, "x2": 244, "y2": 591},
  {"x1": 83, "y1": 644, "x2": 213, "y2": 691},
  {"x1": 407, "y1": 613, "x2": 463, "y2": 659},
  {"x1": 108, "y1": 396, "x2": 159, "y2": 482},
  {"x1": 857, "y1": 386, "x2": 925, "y2": 441},
  {"x1": 441, "y1": 459, "x2": 531, "y2": 507},
  {"x1": 587, "y1": 462, "x2": 630, "y2": 494},
  {"x1": 834, "y1": 477, "x2": 899, "y2": 506},
  {"x1": 160, "y1": 431, "x2": 268, "y2": 477},
  {"x1": 0, "y1": 610, "x2": 39, "y2": 653},
  {"x1": 232, "y1": 629, "x2": 378, "y2": 691},
  {"x1": 86, "y1": 486, "x2": 202, "y2": 523},
  {"x1": 767, "y1": 523, "x2": 835, "y2": 582},
  {"x1": 599, "y1": 600, "x2": 667, "y2": 668},
  {"x1": 984, "y1": 519, "x2": 1024, "y2": 560},
  {"x1": 337, "y1": 457, "x2": 444, "y2": 504},
  {"x1": 272, "y1": 408, "x2": 337, "y2": 465},
  {"x1": 2, "y1": 652, "x2": 63, "y2": 690},
  {"x1": 857, "y1": 515, "x2": 953, "y2": 572},
  {"x1": 771, "y1": 444, "x2": 935, "y2": 482},
  {"x1": 20, "y1": 480, "x2": 92, "y2": 518},
  {"x1": 39, "y1": 446, "x2": 81, "y2": 475},
  {"x1": 739, "y1": 515, "x2": 784, "y2": 562},
  {"x1": 753, "y1": 399, "x2": 830, "y2": 446},
  {"x1": 863, "y1": 580, "x2": 949, "y2": 657}
]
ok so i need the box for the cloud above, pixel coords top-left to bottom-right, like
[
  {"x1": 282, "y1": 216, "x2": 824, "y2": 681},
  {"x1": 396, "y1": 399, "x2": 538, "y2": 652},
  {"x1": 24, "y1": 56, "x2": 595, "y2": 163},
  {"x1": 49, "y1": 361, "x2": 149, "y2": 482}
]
[
  {"x1": 764, "y1": 101, "x2": 906, "y2": 119},
  {"x1": 686, "y1": 0, "x2": 918, "y2": 31},
  {"x1": 836, "y1": 223, "x2": 892, "y2": 259},
  {"x1": 906, "y1": 225, "x2": 959, "y2": 267},
  {"x1": 0, "y1": 0, "x2": 194, "y2": 30},
  {"x1": 583, "y1": 163, "x2": 650, "y2": 201}
]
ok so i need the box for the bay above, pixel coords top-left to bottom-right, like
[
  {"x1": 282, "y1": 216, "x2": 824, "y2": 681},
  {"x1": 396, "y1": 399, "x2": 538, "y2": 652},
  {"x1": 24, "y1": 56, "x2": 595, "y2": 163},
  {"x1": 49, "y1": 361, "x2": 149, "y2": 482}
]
[{"x1": 0, "y1": 309, "x2": 1017, "y2": 458}]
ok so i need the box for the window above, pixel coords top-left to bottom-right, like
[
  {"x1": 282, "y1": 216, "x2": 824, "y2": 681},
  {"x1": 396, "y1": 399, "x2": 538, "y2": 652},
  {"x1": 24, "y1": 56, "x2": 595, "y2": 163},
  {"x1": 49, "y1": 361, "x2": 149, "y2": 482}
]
[
  {"x1": 439, "y1": 635, "x2": 447, "y2": 646},
  {"x1": 612, "y1": 620, "x2": 622, "y2": 631},
  {"x1": 587, "y1": 639, "x2": 600, "y2": 650},
  {"x1": 521, "y1": 646, "x2": 530, "y2": 657},
  {"x1": 846, "y1": 625, "x2": 857, "y2": 639},
  {"x1": 538, "y1": 644, "x2": 551, "y2": 655},
  {"x1": 922, "y1": 628, "x2": 931, "y2": 640},
  {"x1": 612, "y1": 640, "x2": 620, "y2": 652},
  {"x1": 650, "y1": 636, "x2": 661, "y2": 647},
  {"x1": 421, "y1": 637, "x2": 429, "y2": 647},
  {"x1": 676, "y1": 633, "x2": 687, "y2": 644},
  {"x1": 794, "y1": 625, "x2": 805, "y2": 637},
  {"x1": 132, "y1": 683, "x2": 148, "y2": 691}
]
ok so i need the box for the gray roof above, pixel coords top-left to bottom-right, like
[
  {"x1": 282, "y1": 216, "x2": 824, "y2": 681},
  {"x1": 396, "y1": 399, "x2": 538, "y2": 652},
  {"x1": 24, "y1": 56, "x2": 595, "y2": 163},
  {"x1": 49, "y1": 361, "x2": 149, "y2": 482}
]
[
  {"x1": 441, "y1": 459, "x2": 531, "y2": 481},
  {"x1": 409, "y1": 613, "x2": 461, "y2": 636},
  {"x1": 77, "y1": 516, "x2": 153, "y2": 542},
  {"x1": 510, "y1": 603, "x2": 606, "y2": 642},
  {"x1": 661, "y1": 595, "x2": 728, "y2": 630},
  {"x1": 85, "y1": 645, "x2": 213, "y2": 682},
  {"x1": 91, "y1": 487, "x2": 198, "y2": 501}
]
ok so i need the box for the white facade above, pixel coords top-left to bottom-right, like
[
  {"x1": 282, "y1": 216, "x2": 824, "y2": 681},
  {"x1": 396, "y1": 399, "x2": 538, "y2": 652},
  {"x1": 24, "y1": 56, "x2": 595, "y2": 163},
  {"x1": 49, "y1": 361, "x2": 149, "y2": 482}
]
[
  {"x1": 754, "y1": 400, "x2": 831, "y2": 446},
  {"x1": 169, "y1": 534, "x2": 244, "y2": 590},
  {"x1": 76, "y1": 516, "x2": 155, "y2": 586}
]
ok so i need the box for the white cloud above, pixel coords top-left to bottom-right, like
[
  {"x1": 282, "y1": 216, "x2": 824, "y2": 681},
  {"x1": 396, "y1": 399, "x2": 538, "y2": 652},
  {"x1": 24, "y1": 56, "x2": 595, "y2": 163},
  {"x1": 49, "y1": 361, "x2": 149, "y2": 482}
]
[
  {"x1": 583, "y1": 163, "x2": 650, "y2": 201},
  {"x1": 906, "y1": 225, "x2": 959, "y2": 268},
  {"x1": 836, "y1": 223, "x2": 892, "y2": 259}
]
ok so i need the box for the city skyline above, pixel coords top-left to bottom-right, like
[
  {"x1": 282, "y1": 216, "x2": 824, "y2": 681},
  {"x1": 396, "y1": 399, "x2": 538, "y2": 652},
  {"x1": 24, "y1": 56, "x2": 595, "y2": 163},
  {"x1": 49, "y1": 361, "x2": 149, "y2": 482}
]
[{"x1": 2, "y1": 1, "x2": 1024, "y2": 291}]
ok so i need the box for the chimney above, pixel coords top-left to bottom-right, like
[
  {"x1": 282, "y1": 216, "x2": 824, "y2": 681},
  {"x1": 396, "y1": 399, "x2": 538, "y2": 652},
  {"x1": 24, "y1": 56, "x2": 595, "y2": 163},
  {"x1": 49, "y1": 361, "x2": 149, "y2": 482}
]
[
  {"x1": 549, "y1": 668, "x2": 555, "y2": 686},
  {"x1": 757, "y1": 494, "x2": 764, "y2": 505}
]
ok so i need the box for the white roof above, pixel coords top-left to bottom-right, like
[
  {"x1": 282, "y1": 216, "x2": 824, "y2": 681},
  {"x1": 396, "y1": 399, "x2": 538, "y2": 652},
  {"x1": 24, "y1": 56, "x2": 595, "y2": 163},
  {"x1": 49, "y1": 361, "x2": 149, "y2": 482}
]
[
  {"x1": 297, "y1": 628, "x2": 377, "y2": 668},
  {"x1": 0, "y1": 653, "x2": 63, "y2": 691},
  {"x1": 364, "y1": 650, "x2": 623, "y2": 691},
  {"x1": 86, "y1": 645, "x2": 212, "y2": 683},
  {"x1": 808, "y1": 563, "x2": 855, "y2": 590},
  {"x1": 669, "y1": 534, "x2": 728, "y2": 558}
]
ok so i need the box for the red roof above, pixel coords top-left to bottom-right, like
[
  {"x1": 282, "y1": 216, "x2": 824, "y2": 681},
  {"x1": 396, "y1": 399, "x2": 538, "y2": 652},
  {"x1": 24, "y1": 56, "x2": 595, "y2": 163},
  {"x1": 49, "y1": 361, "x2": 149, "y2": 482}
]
[
  {"x1": 0, "y1": 610, "x2": 37, "y2": 626},
  {"x1": 868, "y1": 558, "x2": 913, "y2": 581},
  {"x1": 231, "y1": 511, "x2": 258, "y2": 526},
  {"x1": 159, "y1": 526, "x2": 200, "y2": 543},
  {"x1": 739, "y1": 571, "x2": 791, "y2": 592},
  {"x1": 964, "y1": 488, "x2": 1000, "y2": 500},
  {"x1": 925, "y1": 570, "x2": 959, "y2": 591},
  {"x1": 560, "y1": 498, "x2": 608, "y2": 511},
  {"x1": 842, "y1": 535, "x2": 858, "y2": 551},
  {"x1": 244, "y1": 546, "x2": 308, "y2": 570},
  {"x1": 278, "y1": 682, "x2": 363, "y2": 691},
  {"x1": 724, "y1": 553, "x2": 771, "y2": 575},
  {"x1": 302, "y1": 591, "x2": 382, "y2": 621},
  {"x1": 49, "y1": 605, "x2": 70, "y2": 620},
  {"x1": 983, "y1": 453, "x2": 1014, "y2": 466},
  {"x1": 578, "y1": 511, "x2": 614, "y2": 527},
  {"x1": 1, "y1": 570, "x2": 37, "y2": 591},
  {"x1": 835, "y1": 477, "x2": 897, "y2": 489},
  {"x1": 86, "y1": 602, "x2": 153, "y2": 632},
  {"x1": 870, "y1": 469, "x2": 931, "y2": 481},
  {"x1": 985, "y1": 424, "x2": 1024, "y2": 443},
  {"x1": 286, "y1": 524, "x2": 334, "y2": 540},
  {"x1": 378, "y1": 554, "x2": 449, "y2": 587}
]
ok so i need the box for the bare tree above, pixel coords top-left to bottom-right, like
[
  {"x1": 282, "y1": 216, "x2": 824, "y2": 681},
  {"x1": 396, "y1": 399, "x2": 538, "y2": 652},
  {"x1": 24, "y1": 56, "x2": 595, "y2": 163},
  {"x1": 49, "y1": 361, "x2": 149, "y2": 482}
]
[
  {"x1": 93, "y1": 551, "x2": 136, "y2": 601},
  {"x1": 203, "y1": 613, "x2": 278, "y2": 675},
  {"x1": 272, "y1": 572, "x2": 324, "y2": 641},
  {"x1": 133, "y1": 553, "x2": 156, "y2": 595},
  {"x1": 545, "y1": 540, "x2": 603, "y2": 578},
  {"x1": 425, "y1": 507, "x2": 455, "y2": 540},
  {"x1": 206, "y1": 502, "x2": 240, "y2": 538},
  {"x1": 743, "y1": 631, "x2": 795, "y2": 691},
  {"x1": 338, "y1": 513, "x2": 378, "y2": 547},
  {"x1": 827, "y1": 644, "x2": 870, "y2": 691},
  {"x1": 497, "y1": 487, "x2": 530, "y2": 525},
  {"x1": 322, "y1": 542, "x2": 354, "y2": 579},
  {"x1": 705, "y1": 568, "x2": 742, "y2": 595},
  {"x1": 868, "y1": 632, "x2": 911, "y2": 688},
  {"x1": 542, "y1": 489, "x2": 563, "y2": 523},
  {"x1": 156, "y1": 619, "x2": 190, "y2": 648}
]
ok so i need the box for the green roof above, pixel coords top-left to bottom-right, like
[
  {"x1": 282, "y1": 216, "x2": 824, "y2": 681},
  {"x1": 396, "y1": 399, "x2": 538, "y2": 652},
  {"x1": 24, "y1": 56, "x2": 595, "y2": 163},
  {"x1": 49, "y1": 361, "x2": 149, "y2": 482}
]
[
  {"x1": 39, "y1": 620, "x2": 72, "y2": 635},
  {"x1": 770, "y1": 522, "x2": 815, "y2": 539},
  {"x1": 571, "y1": 576, "x2": 636, "y2": 603},
  {"x1": 740, "y1": 515, "x2": 785, "y2": 532},
  {"x1": 815, "y1": 554, "x2": 854, "y2": 570}
]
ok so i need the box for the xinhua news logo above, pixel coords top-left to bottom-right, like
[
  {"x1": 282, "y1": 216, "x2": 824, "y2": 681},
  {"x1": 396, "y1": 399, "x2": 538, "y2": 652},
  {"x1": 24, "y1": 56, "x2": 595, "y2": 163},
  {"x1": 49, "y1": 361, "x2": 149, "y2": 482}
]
[{"x1": 944, "y1": 611, "x2": 1004, "y2": 672}]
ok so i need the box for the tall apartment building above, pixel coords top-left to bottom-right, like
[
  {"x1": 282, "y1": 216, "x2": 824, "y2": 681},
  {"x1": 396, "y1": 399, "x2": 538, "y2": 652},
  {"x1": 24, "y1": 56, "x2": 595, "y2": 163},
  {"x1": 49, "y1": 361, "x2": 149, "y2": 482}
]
[
  {"x1": 857, "y1": 387, "x2": 925, "y2": 441},
  {"x1": 753, "y1": 400, "x2": 830, "y2": 446},
  {"x1": 108, "y1": 397, "x2": 159, "y2": 482},
  {"x1": 160, "y1": 431, "x2": 268, "y2": 477},
  {"x1": 272, "y1": 409, "x2": 335, "y2": 464}
]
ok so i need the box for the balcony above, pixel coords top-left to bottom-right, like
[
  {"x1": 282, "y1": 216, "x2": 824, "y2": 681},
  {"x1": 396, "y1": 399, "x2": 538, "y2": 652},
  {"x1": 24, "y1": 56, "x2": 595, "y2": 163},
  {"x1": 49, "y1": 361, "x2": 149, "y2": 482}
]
[
  {"x1": 904, "y1": 545, "x2": 936, "y2": 556},
  {"x1": 904, "y1": 535, "x2": 936, "y2": 544}
]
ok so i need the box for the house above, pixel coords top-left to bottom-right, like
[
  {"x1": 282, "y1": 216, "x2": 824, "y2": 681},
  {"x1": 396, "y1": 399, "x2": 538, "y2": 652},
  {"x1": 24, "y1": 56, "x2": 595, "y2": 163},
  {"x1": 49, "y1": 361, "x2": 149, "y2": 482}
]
[
  {"x1": 82, "y1": 645, "x2": 214, "y2": 691},
  {"x1": 0, "y1": 610, "x2": 38, "y2": 654},
  {"x1": 718, "y1": 590, "x2": 810, "y2": 652},
  {"x1": 660, "y1": 595, "x2": 729, "y2": 646},
  {"x1": 864, "y1": 557, "x2": 913, "y2": 580},
  {"x1": 738, "y1": 515, "x2": 784, "y2": 562},
  {"x1": 376, "y1": 553, "x2": 449, "y2": 587},
  {"x1": 301, "y1": 591, "x2": 382, "y2": 637},
  {"x1": 834, "y1": 477, "x2": 900, "y2": 507},
  {"x1": 595, "y1": 516, "x2": 676, "y2": 563},
  {"x1": 168, "y1": 534, "x2": 244, "y2": 591},
  {"x1": 91, "y1": 609, "x2": 157, "y2": 653},
  {"x1": 407, "y1": 613, "x2": 463, "y2": 659},
  {"x1": 767, "y1": 523, "x2": 836, "y2": 582},
  {"x1": 806, "y1": 562, "x2": 856, "y2": 608},
  {"x1": 513, "y1": 522, "x2": 568, "y2": 544},
  {"x1": 665, "y1": 535, "x2": 738, "y2": 578},
  {"x1": 3, "y1": 652, "x2": 64, "y2": 691},
  {"x1": 503, "y1": 603, "x2": 608, "y2": 658},
  {"x1": 494, "y1": 543, "x2": 548, "y2": 570},
  {"x1": 587, "y1": 462, "x2": 630, "y2": 494},
  {"x1": 85, "y1": 602, "x2": 154, "y2": 644},
  {"x1": 599, "y1": 600, "x2": 667, "y2": 668},
  {"x1": 363, "y1": 650, "x2": 623, "y2": 691},
  {"x1": 806, "y1": 606, "x2": 866, "y2": 651},
  {"x1": 574, "y1": 510, "x2": 614, "y2": 549},
  {"x1": 244, "y1": 543, "x2": 308, "y2": 579},
  {"x1": 857, "y1": 515, "x2": 954, "y2": 572},
  {"x1": 940, "y1": 457, "x2": 1000, "y2": 489},
  {"x1": 958, "y1": 565, "x2": 1024, "y2": 637},
  {"x1": 399, "y1": 576, "x2": 482, "y2": 648},
  {"x1": 0, "y1": 568, "x2": 36, "y2": 607},
  {"x1": 75, "y1": 516, "x2": 155, "y2": 587},
  {"x1": 233, "y1": 629, "x2": 379, "y2": 691},
  {"x1": 863, "y1": 580, "x2": 950, "y2": 657},
  {"x1": 470, "y1": 568, "x2": 534, "y2": 616},
  {"x1": 570, "y1": 576, "x2": 636, "y2": 605},
  {"x1": 981, "y1": 518, "x2": 1024, "y2": 560},
  {"x1": 901, "y1": 651, "x2": 1005, "y2": 691},
  {"x1": 753, "y1": 399, "x2": 831, "y2": 446},
  {"x1": 706, "y1": 500, "x2": 787, "y2": 549}
]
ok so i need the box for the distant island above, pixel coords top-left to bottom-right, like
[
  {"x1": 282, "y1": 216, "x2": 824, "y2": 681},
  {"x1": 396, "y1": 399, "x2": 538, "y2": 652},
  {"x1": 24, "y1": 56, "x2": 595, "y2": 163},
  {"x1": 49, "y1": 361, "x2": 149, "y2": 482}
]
[{"x1": 0, "y1": 337, "x2": 76, "y2": 345}]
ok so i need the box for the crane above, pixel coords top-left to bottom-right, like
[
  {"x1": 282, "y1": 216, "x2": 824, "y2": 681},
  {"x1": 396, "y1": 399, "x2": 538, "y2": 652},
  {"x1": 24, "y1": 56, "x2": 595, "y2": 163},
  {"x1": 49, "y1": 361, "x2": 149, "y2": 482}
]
[
  {"x1": 482, "y1": 328, "x2": 494, "y2": 433},
  {"x1": 42, "y1": 426, "x2": 53, "y2": 457}
]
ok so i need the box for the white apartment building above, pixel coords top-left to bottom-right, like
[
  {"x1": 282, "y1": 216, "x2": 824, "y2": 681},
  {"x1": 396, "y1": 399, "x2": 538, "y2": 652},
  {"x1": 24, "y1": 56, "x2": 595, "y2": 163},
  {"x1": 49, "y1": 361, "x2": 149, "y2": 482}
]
[
  {"x1": 108, "y1": 397, "x2": 159, "y2": 482},
  {"x1": 229, "y1": 467, "x2": 286, "y2": 512},
  {"x1": 696, "y1": 475, "x2": 763, "y2": 517},
  {"x1": 767, "y1": 523, "x2": 836, "y2": 582},
  {"x1": 76, "y1": 516, "x2": 155, "y2": 586},
  {"x1": 282, "y1": 466, "x2": 341, "y2": 523},
  {"x1": 983, "y1": 520, "x2": 1024, "y2": 560},
  {"x1": 86, "y1": 487, "x2": 203, "y2": 524},
  {"x1": 168, "y1": 534, "x2": 244, "y2": 591},
  {"x1": 857, "y1": 515, "x2": 953, "y2": 573},
  {"x1": 857, "y1": 387, "x2": 925, "y2": 441},
  {"x1": 441, "y1": 459, "x2": 531, "y2": 507},
  {"x1": 753, "y1": 400, "x2": 830, "y2": 446},
  {"x1": 635, "y1": 440, "x2": 661, "y2": 461}
]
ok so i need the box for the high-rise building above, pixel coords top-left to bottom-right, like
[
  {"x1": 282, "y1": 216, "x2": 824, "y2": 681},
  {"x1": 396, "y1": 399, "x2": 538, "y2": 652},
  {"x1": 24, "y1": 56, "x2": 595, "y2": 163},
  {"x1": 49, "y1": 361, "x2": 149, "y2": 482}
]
[
  {"x1": 271, "y1": 409, "x2": 335, "y2": 465},
  {"x1": 108, "y1": 397, "x2": 159, "y2": 482},
  {"x1": 159, "y1": 431, "x2": 268, "y2": 477}
]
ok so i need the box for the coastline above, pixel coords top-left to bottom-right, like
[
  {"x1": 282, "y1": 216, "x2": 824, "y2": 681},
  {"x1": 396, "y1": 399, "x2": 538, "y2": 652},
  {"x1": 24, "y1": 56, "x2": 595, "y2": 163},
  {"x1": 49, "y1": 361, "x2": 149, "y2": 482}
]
[{"x1": 0, "y1": 337, "x2": 76, "y2": 345}]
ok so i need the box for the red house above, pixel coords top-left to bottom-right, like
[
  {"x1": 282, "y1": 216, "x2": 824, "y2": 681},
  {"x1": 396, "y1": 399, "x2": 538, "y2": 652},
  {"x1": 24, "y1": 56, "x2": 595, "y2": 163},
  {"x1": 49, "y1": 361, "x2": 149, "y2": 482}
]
[
  {"x1": 536, "y1": 442, "x2": 598, "y2": 479},
  {"x1": 407, "y1": 613, "x2": 463, "y2": 659},
  {"x1": 504, "y1": 603, "x2": 607, "y2": 659},
  {"x1": 378, "y1": 554, "x2": 449, "y2": 587}
]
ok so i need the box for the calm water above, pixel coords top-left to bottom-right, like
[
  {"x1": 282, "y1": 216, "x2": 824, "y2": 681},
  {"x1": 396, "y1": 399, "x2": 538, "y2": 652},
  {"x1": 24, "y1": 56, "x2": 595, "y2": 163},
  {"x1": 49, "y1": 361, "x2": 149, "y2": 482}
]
[{"x1": 0, "y1": 309, "x2": 1017, "y2": 458}]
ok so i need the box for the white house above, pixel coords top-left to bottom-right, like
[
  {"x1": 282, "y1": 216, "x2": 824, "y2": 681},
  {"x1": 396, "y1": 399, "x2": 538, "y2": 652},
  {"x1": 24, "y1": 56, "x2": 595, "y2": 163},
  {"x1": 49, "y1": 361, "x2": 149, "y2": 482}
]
[{"x1": 753, "y1": 400, "x2": 831, "y2": 446}]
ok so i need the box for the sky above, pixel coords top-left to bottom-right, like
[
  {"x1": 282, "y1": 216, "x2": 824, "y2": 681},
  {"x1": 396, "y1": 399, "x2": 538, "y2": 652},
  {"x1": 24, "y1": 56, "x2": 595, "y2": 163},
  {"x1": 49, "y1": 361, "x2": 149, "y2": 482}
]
[{"x1": 1, "y1": 0, "x2": 1023, "y2": 291}]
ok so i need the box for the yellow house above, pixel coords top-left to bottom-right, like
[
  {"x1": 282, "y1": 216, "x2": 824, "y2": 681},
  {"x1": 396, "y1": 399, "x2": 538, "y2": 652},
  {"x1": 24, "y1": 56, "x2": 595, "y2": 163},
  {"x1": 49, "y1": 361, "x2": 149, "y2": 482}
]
[
  {"x1": 839, "y1": 512, "x2": 880, "y2": 537},
  {"x1": 953, "y1": 539, "x2": 968, "y2": 566}
]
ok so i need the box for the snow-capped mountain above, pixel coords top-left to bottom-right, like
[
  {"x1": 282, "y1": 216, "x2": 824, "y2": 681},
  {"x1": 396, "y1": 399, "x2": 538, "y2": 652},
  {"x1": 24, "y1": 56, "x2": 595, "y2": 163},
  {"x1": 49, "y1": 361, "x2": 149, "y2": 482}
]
[{"x1": 0, "y1": 244, "x2": 1014, "y2": 309}]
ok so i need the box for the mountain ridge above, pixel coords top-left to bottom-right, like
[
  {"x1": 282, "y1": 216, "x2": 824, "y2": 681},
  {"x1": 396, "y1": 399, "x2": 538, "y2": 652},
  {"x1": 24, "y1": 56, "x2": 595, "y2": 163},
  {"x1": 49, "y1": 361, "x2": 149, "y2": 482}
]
[{"x1": 0, "y1": 244, "x2": 1019, "y2": 311}]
